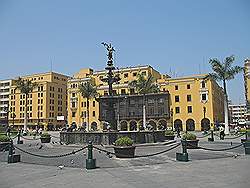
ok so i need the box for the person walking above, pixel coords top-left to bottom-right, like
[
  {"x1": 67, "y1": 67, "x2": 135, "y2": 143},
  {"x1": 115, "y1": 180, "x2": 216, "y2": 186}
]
[{"x1": 219, "y1": 126, "x2": 225, "y2": 140}]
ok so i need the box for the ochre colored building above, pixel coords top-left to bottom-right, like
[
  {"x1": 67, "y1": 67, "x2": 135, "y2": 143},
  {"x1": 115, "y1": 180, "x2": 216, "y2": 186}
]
[
  {"x1": 68, "y1": 65, "x2": 224, "y2": 131},
  {"x1": 8, "y1": 72, "x2": 68, "y2": 130}
]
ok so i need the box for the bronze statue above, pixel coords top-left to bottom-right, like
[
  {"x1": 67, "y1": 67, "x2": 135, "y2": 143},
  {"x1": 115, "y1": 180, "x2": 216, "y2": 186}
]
[{"x1": 101, "y1": 42, "x2": 115, "y2": 61}]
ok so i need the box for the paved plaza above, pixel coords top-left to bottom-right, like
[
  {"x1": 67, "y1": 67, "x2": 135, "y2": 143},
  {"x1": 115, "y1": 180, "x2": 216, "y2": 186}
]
[{"x1": 0, "y1": 132, "x2": 249, "y2": 188}]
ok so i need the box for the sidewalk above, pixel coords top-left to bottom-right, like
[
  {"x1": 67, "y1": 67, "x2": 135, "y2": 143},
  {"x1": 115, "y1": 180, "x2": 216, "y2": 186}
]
[{"x1": 0, "y1": 155, "x2": 249, "y2": 188}]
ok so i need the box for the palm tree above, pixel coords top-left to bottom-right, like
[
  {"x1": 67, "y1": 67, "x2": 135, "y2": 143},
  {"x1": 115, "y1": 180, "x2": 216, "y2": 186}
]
[
  {"x1": 15, "y1": 77, "x2": 37, "y2": 134},
  {"x1": 209, "y1": 55, "x2": 243, "y2": 134},
  {"x1": 78, "y1": 82, "x2": 98, "y2": 132},
  {"x1": 129, "y1": 73, "x2": 159, "y2": 130}
]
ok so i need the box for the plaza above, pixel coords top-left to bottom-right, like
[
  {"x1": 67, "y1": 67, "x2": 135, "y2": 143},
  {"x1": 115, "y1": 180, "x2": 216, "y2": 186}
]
[{"x1": 0, "y1": 132, "x2": 249, "y2": 188}]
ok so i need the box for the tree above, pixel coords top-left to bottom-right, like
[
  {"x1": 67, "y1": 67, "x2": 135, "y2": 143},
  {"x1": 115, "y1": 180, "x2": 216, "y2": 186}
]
[
  {"x1": 78, "y1": 82, "x2": 98, "y2": 132},
  {"x1": 209, "y1": 55, "x2": 243, "y2": 134},
  {"x1": 128, "y1": 73, "x2": 159, "y2": 130},
  {"x1": 15, "y1": 77, "x2": 37, "y2": 133}
]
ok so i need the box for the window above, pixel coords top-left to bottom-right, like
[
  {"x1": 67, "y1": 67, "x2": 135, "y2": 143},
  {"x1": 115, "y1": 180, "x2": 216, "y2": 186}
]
[
  {"x1": 201, "y1": 81, "x2": 206, "y2": 88},
  {"x1": 175, "y1": 96, "x2": 179, "y2": 102},
  {"x1": 81, "y1": 102, "x2": 83, "y2": 107},
  {"x1": 40, "y1": 112, "x2": 43, "y2": 117},
  {"x1": 175, "y1": 85, "x2": 178, "y2": 90},
  {"x1": 187, "y1": 106, "x2": 192, "y2": 113},
  {"x1": 187, "y1": 84, "x2": 190, "y2": 89},
  {"x1": 72, "y1": 112, "x2": 76, "y2": 117},
  {"x1": 175, "y1": 107, "x2": 180, "y2": 114},
  {"x1": 130, "y1": 88, "x2": 135, "y2": 94},
  {"x1": 187, "y1": 95, "x2": 191, "y2": 102},
  {"x1": 72, "y1": 93, "x2": 75, "y2": 97},
  {"x1": 93, "y1": 101, "x2": 95, "y2": 107},
  {"x1": 72, "y1": 102, "x2": 76, "y2": 108},
  {"x1": 84, "y1": 102, "x2": 86, "y2": 107},
  {"x1": 93, "y1": 111, "x2": 95, "y2": 117},
  {"x1": 124, "y1": 73, "x2": 128, "y2": 78},
  {"x1": 133, "y1": 72, "x2": 137, "y2": 77},
  {"x1": 202, "y1": 94, "x2": 207, "y2": 101},
  {"x1": 141, "y1": 71, "x2": 146, "y2": 76},
  {"x1": 30, "y1": 113, "x2": 32, "y2": 118},
  {"x1": 121, "y1": 89, "x2": 126, "y2": 94}
]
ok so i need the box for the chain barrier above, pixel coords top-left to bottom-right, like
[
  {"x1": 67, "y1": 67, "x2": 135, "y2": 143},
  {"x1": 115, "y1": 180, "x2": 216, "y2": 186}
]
[
  {"x1": 0, "y1": 143, "x2": 11, "y2": 152},
  {"x1": 13, "y1": 144, "x2": 87, "y2": 158},
  {"x1": 196, "y1": 133, "x2": 211, "y2": 138},
  {"x1": 8, "y1": 134, "x2": 18, "y2": 140},
  {"x1": 93, "y1": 143, "x2": 181, "y2": 158},
  {"x1": 185, "y1": 142, "x2": 243, "y2": 152},
  {"x1": 213, "y1": 132, "x2": 245, "y2": 139},
  {"x1": 224, "y1": 133, "x2": 246, "y2": 140}
]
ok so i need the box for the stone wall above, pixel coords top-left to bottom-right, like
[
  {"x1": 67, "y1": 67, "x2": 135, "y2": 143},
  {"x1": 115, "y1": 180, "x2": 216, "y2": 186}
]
[{"x1": 60, "y1": 131, "x2": 166, "y2": 145}]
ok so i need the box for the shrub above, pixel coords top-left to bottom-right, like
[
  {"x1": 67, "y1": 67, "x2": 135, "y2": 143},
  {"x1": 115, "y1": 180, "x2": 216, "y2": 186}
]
[
  {"x1": 182, "y1": 132, "x2": 197, "y2": 140},
  {"x1": 115, "y1": 136, "x2": 133, "y2": 146},
  {"x1": 165, "y1": 130, "x2": 174, "y2": 136},
  {"x1": 0, "y1": 135, "x2": 10, "y2": 142},
  {"x1": 40, "y1": 132, "x2": 51, "y2": 138}
]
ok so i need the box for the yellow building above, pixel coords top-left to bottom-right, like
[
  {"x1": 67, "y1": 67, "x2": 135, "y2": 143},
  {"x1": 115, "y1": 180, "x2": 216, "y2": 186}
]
[
  {"x1": 8, "y1": 72, "x2": 69, "y2": 130},
  {"x1": 244, "y1": 59, "x2": 250, "y2": 122},
  {"x1": 68, "y1": 65, "x2": 224, "y2": 131}
]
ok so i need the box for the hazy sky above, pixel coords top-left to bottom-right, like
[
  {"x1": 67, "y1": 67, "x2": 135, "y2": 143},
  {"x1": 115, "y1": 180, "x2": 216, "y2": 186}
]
[{"x1": 0, "y1": 0, "x2": 249, "y2": 103}]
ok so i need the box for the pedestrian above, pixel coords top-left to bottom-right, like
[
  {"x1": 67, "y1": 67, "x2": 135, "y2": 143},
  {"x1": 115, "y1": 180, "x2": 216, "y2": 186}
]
[
  {"x1": 219, "y1": 126, "x2": 225, "y2": 140},
  {"x1": 38, "y1": 128, "x2": 42, "y2": 135}
]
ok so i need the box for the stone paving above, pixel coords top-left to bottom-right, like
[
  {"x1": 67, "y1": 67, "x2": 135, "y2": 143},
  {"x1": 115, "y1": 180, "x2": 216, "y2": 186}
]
[{"x1": 0, "y1": 132, "x2": 249, "y2": 188}]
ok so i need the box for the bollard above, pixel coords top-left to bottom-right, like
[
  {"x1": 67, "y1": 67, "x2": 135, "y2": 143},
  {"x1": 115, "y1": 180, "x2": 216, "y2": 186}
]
[
  {"x1": 86, "y1": 141, "x2": 96, "y2": 169},
  {"x1": 176, "y1": 139, "x2": 189, "y2": 162},
  {"x1": 8, "y1": 140, "x2": 20, "y2": 163},
  {"x1": 208, "y1": 130, "x2": 214, "y2": 142}
]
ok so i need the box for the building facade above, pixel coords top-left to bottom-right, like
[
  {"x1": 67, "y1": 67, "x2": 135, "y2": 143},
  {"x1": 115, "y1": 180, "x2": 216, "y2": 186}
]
[
  {"x1": 244, "y1": 59, "x2": 250, "y2": 123},
  {"x1": 0, "y1": 79, "x2": 13, "y2": 125},
  {"x1": 68, "y1": 65, "x2": 224, "y2": 131},
  {"x1": 99, "y1": 93, "x2": 170, "y2": 131},
  {"x1": 8, "y1": 72, "x2": 68, "y2": 130},
  {"x1": 229, "y1": 103, "x2": 246, "y2": 126}
]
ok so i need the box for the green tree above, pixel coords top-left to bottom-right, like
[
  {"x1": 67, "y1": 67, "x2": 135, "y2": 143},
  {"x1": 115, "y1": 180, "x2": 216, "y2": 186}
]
[
  {"x1": 209, "y1": 55, "x2": 243, "y2": 134},
  {"x1": 129, "y1": 73, "x2": 159, "y2": 130},
  {"x1": 15, "y1": 77, "x2": 37, "y2": 133},
  {"x1": 78, "y1": 81, "x2": 98, "y2": 131}
]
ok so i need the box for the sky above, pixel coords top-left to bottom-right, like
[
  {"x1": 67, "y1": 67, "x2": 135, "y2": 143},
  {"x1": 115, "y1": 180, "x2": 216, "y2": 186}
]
[{"x1": 0, "y1": 0, "x2": 249, "y2": 103}]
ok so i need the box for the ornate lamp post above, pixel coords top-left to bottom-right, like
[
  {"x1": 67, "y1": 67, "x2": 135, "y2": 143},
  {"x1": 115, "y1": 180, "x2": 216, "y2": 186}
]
[{"x1": 101, "y1": 42, "x2": 120, "y2": 130}]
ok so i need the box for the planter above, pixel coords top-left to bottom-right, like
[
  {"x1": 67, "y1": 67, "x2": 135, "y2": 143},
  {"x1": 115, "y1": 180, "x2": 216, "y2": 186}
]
[
  {"x1": 40, "y1": 137, "x2": 51, "y2": 143},
  {"x1": 114, "y1": 146, "x2": 136, "y2": 158},
  {"x1": 182, "y1": 139, "x2": 199, "y2": 149},
  {"x1": 165, "y1": 135, "x2": 175, "y2": 140},
  {"x1": 0, "y1": 142, "x2": 10, "y2": 151}
]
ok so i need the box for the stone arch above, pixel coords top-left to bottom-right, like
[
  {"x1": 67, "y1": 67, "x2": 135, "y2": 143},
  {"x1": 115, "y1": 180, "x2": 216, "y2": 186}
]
[
  {"x1": 120, "y1": 121, "x2": 128, "y2": 131},
  {"x1": 148, "y1": 119, "x2": 157, "y2": 130},
  {"x1": 91, "y1": 122, "x2": 97, "y2": 131},
  {"x1": 157, "y1": 119, "x2": 167, "y2": 130},
  {"x1": 138, "y1": 120, "x2": 144, "y2": 130},
  {"x1": 129, "y1": 120, "x2": 137, "y2": 131},
  {"x1": 186, "y1": 119, "x2": 195, "y2": 131},
  {"x1": 201, "y1": 118, "x2": 210, "y2": 131},
  {"x1": 174, "y1": 119, "x2": 183, "y2": 131}
]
